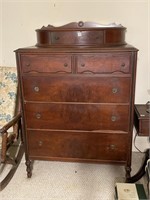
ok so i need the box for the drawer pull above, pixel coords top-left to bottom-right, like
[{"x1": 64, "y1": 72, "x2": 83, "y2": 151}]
[
  {"x1": 38, "y1": 141, "x2": 43, "y2": 147},
  {"x1": 112, "y1": 88, "x2": 118, "y2": 94},
  {"x1": 55, "y1": 36, "x2": 60, "y2": 40},
  {"x1": 107, "y1": 144, "x2": 116, "y2": 150},
  {"x1": 26, "y1": 63, "x2": 30, "y2": 67},
  {"x1": 111, "y1": 116, "x2": 117, "y2": 122},
  {"x1": 121, "y1": 63, "x2": 126, "y2": 67},
  {"x1": 64, "y1": 63, "x2": 68, "y2": 67},
  {"x1": 78, "y1": 21, "x2": 84, "y2": 27},
  {"x1": 36, "y1": 113, "x2": 41, "y2": 119},
  {"x1": 81, "y1": 63, "x2": 85, "y2": 67},
  {"x1": 34, "y1": 86, "x2": 39, "y2": 92}
]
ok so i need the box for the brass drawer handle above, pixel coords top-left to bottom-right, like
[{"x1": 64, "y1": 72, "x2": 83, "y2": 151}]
[
  {"x1": 107, "y1": 144, "x2": 116, "y2": 150},
  {"x1": 36, "y1": 113, "x2": 41, "y2": 119},
  {"x1": 81, "y1": 63, "x2": 85, "y2": 67},
  {"x1": 26, "y1": 63, "x2": 30, "y2": 67},
  {"x1": 111, "y1": 116, "x2": 117, "y2": 122},
  {"x1": 34, "y1": 86, "x2": 39, "y2": 92},
  {"x1": 38, "y1": 141, "x2": 43, "y2": 147},
  {"x1": 121, "y1": 63, "x2": 126, "y2": 67},
  {"x1": 112, "y1": 88, "x2": 118, "y2": 94},
  {"x1": 55, "y1": 36, "x2": 60, "y2": 40},
  {"x1": 64, "y1": 63, "x2": 68, "y2": 67}
]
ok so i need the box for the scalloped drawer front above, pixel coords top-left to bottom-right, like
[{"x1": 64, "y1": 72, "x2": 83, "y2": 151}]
[
  {"x1": 76, "y1": 53, "x2": 131, "y2": 74},
  {"x1": 21, "y1": 54, "x2": 72, "y2": 73}
]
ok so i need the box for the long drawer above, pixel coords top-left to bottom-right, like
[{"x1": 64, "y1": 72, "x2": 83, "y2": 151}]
[
  {"x1": 27, "y1": 130, "x2": 128, "y2": 163},
  {"x1": 24, "y1": 103, "x2": 130, "y2": 131},
  {"x1": 22, "y1": 76, "x2": 131, "y2": 103}
]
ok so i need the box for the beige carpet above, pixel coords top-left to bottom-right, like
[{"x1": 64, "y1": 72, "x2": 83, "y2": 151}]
[{"x1": 0, "y1": 152, "x2": 148, "y2": 200}]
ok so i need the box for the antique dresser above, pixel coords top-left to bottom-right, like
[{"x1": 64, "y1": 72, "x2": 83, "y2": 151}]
[{"x1": 15, "y1": 21, "x2": 138, "y2": 179}]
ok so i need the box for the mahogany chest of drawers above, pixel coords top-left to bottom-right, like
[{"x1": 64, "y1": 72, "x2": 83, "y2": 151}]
[{"x1": 15, "y1": 22, "x2": 138, "y2": 179}]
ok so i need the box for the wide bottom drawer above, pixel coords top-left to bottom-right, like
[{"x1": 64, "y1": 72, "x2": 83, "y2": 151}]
[{"x1": 27, "y1": 130, "x2": 128, "y2": 163}]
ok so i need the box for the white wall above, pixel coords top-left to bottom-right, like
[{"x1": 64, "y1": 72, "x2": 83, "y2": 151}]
[{"x1": 1, "y1": 0, "x2": 149, "y2": 150}]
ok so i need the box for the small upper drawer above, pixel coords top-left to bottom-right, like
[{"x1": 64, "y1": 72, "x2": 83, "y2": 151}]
[
  {"x1": 76, "y1": 53, "x2": 131, "y2": 74},
  {"x1": 51, "y1": 31, "x2": 104, "y2": 45},
  {"x1": 20, "y1": 54, "x2": 72, "y2": 73}
]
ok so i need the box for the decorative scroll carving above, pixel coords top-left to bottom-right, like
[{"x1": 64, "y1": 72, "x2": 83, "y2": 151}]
[{"x1": 39, "y1": 21, "x2": 124, "y2": 30}]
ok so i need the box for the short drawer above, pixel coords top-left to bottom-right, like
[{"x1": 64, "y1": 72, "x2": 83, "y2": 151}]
[
  {"x1": 76, "y1": 53, "x2": 131, "y2": 74},
  {"x1": 27, "y1": 130, "x2": 128, "y2": 162},
  {"x1": 22, "y1": 76, "x2": 131, "y2": 103},
  {"x1": 51, "y1": 31, "x2": 104, "y2": 45},
  {"x1": 24, "y1": 103, "x2": 130, "y2": 131},
  {"x1": 20, "y1": 54, "x2": 72, "y2": 73}
]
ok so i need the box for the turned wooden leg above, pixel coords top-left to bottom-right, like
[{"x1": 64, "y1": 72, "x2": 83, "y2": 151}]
[
  {"x1": 25, "y1": 160, "x2": 32, "y2": 178},
  {"x1": 125, "y1": 166, "x2": 131, "y2": 181}
]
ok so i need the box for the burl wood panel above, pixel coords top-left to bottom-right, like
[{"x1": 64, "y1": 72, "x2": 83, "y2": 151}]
[
  {"x1": 24, "y1": 103, "x2": 130, "y2": 131},
  {"x1": 27, "y1": 130, "x2": 128, "y2": 162},
  {"x1": 22, "y1": 76, "x2": 131, "y2": 103}
]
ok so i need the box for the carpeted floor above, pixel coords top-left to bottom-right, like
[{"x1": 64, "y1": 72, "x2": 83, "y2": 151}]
[{"x1": 0, "y1": 152, "x2": 148, "y2": 200}]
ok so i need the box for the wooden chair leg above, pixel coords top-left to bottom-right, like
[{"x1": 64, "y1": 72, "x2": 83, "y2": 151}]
[{"x1": 1, "y1": 132, "x2": 8, "y2": 163}]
